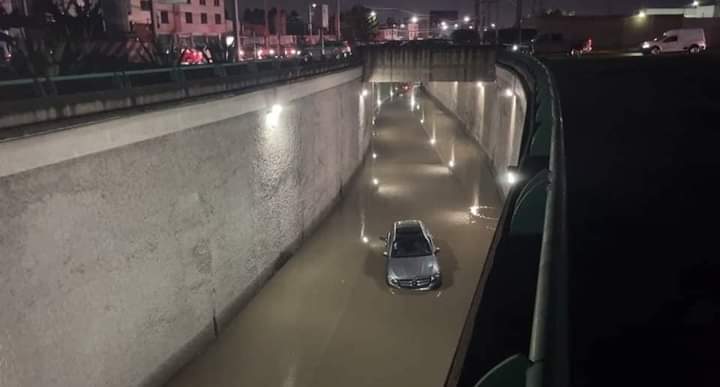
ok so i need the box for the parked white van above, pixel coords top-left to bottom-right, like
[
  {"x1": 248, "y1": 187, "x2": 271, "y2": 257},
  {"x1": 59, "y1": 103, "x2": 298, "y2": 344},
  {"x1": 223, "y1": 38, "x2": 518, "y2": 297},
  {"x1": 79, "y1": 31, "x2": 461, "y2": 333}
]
[{"x1": 642, "y1": 29, "x2": 707, "y2": 55}]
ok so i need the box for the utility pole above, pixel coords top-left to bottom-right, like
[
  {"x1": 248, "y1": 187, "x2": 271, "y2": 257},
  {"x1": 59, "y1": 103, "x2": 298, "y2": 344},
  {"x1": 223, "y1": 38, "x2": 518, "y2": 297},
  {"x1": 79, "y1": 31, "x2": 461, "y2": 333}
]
[
  {"x1": 474, "y1": 0, "x2": 480, "y2": 30},
  {"x1": 233, "y1": 0, "x2": 241, "y2": 61},
  {"x1": 264, "y1": 0, "x2": 269, "y2": 52},
  {"x1": 336, "y1": 0, "x2": 341, "y2": 40},
  {"x1": 516, "y1": 0, "x2": 523, "y2": 44},
  {"x1": 149, "y1": 0, "x2": 158, "y2": 40}
]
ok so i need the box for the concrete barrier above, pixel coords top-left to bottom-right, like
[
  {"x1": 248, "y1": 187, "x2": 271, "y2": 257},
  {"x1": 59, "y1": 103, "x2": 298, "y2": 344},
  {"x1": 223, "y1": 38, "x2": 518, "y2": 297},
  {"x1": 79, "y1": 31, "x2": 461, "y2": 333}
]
[
  {"x1": 0, "y1": 67, "x2": 374, "y2": 387},
  {"x1": 423, "y1": 65, "x2": 527, "y2": 197}
]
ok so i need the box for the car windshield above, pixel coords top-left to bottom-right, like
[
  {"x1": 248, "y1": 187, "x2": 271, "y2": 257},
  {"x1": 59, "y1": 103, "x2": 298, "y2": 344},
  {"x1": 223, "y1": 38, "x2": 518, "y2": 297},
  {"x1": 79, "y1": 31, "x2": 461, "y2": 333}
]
[{"x1": 392, "y1": 232, "x2": 432, "y2": 258}]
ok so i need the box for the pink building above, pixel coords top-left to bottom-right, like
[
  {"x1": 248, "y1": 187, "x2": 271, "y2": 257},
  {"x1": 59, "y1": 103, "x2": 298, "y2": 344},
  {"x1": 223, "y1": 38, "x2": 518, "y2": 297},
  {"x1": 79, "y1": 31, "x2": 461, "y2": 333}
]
[{"x1": 129, "y1": 0, "x2": 231, "y2": 44}]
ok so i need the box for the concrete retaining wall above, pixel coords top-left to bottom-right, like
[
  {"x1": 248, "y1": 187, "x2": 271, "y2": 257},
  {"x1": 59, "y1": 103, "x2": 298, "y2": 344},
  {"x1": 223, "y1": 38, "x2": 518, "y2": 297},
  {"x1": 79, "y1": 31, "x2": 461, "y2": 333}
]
[
  {"x1": 424, "y1": 66, "x2": 527, "y2": 197},
  {"x1": 0, "y1": 68, "x2": 374, "y2": 387}
]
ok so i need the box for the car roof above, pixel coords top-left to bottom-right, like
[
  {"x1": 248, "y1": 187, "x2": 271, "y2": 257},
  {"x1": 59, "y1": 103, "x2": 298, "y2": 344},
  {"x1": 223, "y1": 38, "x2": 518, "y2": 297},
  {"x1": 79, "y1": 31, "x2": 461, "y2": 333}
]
[{"x1": 394, "y1": 220, "x2": 425, "y2": 234}]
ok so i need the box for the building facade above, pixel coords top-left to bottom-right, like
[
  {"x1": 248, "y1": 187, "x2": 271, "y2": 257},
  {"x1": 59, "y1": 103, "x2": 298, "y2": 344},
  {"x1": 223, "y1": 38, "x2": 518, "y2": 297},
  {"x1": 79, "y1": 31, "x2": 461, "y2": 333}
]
[{"x1": 128, "y1": 0, "x2": 231, "y2": 44}]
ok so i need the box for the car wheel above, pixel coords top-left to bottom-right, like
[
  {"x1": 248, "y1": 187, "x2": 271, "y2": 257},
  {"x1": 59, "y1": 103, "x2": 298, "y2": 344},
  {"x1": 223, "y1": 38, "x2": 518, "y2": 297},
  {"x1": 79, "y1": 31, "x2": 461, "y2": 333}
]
[
  {"x1": 689, "y1": 45, "x2": 701, "y2": 55},
  {"x1": 650, "y1": 46, "x2": 661, "y2": 55}
]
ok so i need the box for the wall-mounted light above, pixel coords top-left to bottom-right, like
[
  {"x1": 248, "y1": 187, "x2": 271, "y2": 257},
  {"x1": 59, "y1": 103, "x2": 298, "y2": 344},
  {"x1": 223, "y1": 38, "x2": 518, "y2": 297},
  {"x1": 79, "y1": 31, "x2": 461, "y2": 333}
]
[
  {"x1": 504, "y1": 88, "x2": 514, "y2": 97},
  {"x1": 429, "y1": 138, "x2": 436, "y2": 145},
  {"x1": 361, "y1": 88, "x2": 369, "y2": 97},
  {"x1": 448, "y1": 160, "x2": 455, "y2": 168},
  {"x1": 362, "y1": 236, "x2": 369, "y2": 244},
  {"x1": 505, "y1": 167, "x2": 520, "y2": 185},
  {"x1": 372, "y1": 152, "x2": 378, "y2": 159},
  {"x1": 372, "y1": 178, "x2": 380, "y2": 186},
  {"x1": 637, "y1": 10, "x2": 647, "y2": 17}
]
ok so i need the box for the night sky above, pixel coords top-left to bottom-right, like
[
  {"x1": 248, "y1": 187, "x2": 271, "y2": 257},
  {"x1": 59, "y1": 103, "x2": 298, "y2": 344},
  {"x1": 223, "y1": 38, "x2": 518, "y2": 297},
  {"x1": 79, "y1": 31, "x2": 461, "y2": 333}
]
[{"x1": 239, "y1": 0, "x2": 698, "y2": 26}]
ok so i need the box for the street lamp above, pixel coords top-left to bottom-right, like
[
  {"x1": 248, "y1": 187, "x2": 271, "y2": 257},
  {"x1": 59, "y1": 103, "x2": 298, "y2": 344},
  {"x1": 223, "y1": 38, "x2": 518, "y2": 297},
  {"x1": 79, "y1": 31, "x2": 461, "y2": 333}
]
[
  {"x1": 225, "y1": 35, "x2": 235, "y2": 47},
  {"x1": 692, "y1": 1, "x2": 700, "y2": 6},
  {"x1": 411, "y1": 16, "x2": 418, "y2": 23},
  {"x1": 464, "y1": 15, "x2": 470, "y2": 23},
  {"x1": 491, "y1": 23, "x2": 496, "y2": 28},
  {"x1": 309, "y1": 3, "x2": 318, "y2": 38},
  {"x1": 370, "y1": 10, "x2": 377, "y2": 17}
]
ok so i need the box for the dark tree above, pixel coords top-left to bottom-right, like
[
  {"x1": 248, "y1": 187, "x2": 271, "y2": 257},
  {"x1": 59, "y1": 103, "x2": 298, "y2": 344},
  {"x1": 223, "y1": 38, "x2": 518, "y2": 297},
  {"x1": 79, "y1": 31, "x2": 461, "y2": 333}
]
[
  {"x1": 287, "y1": 10, "x2": 305, "y2": 36},
  {"x1": 243, "y1": 8, "x2": 265, "y2": 25},
  {"x1": 340, "y1": 5, "x2": 378, "y2": 43},
  {"x1": 268, "y1": 7, "x2": 277, "y2": 34}
]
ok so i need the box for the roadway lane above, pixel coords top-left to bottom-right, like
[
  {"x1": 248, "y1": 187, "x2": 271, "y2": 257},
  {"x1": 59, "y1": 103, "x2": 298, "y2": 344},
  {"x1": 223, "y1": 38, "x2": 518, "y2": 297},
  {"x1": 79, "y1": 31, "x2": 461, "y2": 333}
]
[
  {"x1": 165, "y1": 89, "x2": 502, "y2": 387},
  {"x1": 548, "y1": 55, "x2": 720, "y2": 387}
]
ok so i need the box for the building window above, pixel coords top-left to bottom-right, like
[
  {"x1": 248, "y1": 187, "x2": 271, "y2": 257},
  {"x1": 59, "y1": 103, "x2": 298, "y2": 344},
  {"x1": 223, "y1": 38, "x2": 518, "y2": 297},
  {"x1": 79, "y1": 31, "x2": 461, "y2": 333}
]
[
  {"x1": 215, "y1": 14, "x2": 222, "y2": 24},
  {"x1": 160, "y1": 11, "x2": 169, "y2": 24},
  {"x1": 201, "y1": 13, "x2": 208, "y2": 24},
  {"x1": 214, "y1": 0, "x2": 220, "y2": 6},
  {"x1": 185, "y1": 12, "x2": 193, "y2": 23},
  {"x1": 200, "y1": 0, "x2": 206, "y2": 5},
  {"x1": 140, "y1": 0, "x2": 151, "y2": 11}
]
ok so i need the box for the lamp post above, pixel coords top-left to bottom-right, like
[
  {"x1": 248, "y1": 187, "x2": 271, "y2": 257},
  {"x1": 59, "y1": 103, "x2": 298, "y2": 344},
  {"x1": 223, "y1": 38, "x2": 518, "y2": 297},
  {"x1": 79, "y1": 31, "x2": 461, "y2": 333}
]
[
  {"x1": 309, "y1": 2, "x2": 318, "y2": 42},
  {"x1": 232, "y1": 0, "x2": 241, "y2": 61},
  {"x1": 225, "y1": 35, "x2": 235, "y2": 61}
]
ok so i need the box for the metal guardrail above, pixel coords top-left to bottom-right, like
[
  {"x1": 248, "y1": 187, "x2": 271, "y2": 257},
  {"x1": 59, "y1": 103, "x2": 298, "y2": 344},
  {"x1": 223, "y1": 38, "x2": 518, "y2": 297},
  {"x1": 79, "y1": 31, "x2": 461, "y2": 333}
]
[
  {"x1": 0, "y1": 57, "x2": 361, "y2": 133},
  {"x1": 443, "y1": 49, "x2": 568, "y2": 387},
  {"x1": 0, "y1": 58, "x2": 359, "y2": 102},
  {"x1": 498, "y1": 51, "x2": 569, "y2": 387}
]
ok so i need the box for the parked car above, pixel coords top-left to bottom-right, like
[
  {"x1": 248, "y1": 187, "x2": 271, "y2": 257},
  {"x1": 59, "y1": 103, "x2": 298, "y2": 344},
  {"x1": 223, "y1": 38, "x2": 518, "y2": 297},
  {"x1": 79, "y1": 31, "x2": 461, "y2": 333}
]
[
  {"x1": 642, "y1": 28, "x2": 706, "y2": 55},
  {"x1": 299, "y1": 41, "x2": 351, "y2": 61},
  {"x1": 531, "y1": 33, "x2": 592, "y2": 56},
  {"x1": 381, "y1": 220, "x2": 441, "y2": 291}
]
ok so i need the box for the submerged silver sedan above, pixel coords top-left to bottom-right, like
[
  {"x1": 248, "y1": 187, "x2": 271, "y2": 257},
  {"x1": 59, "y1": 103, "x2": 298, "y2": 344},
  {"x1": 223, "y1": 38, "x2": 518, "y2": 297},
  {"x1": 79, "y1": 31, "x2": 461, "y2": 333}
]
[{"x1": 381, "y1": 220, "x2": 441, "y2": 290}]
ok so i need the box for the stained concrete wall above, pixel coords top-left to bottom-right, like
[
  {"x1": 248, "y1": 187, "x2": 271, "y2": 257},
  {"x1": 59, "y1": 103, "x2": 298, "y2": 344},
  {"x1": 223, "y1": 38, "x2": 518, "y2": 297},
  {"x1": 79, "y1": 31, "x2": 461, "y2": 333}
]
[
  {"x1": 424, "y1": 66, "x2": 527, "y2": 197},
  {"x1": 0, "y1": 68, "x2": 374, "y2": 387},
  {"x1": 363, "y1": 46, "x2": 496, "y2": 83}
]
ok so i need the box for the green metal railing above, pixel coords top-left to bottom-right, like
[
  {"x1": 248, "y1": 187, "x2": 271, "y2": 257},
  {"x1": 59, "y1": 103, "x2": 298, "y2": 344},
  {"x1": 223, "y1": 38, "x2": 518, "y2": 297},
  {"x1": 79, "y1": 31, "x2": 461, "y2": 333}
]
[
  {"x1": 495, "y1": 50, "x2": 569, "y2": 387},
  {"x1": 0, "y1": 57, "x2": 360, "y2": 134},
  {"x1": 444, "y1": 50, "x2": 568, "y2": 387}
]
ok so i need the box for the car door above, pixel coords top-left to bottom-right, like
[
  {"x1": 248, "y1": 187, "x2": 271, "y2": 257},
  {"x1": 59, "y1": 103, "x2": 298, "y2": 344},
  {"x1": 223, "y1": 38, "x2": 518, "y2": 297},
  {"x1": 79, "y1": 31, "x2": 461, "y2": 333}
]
[
  {"x1": 384, "y1": 231, "x2": 393, "y2": 258},
  {"x1": 661, "y1": 35, "x2": 680, "y2": 52}
]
